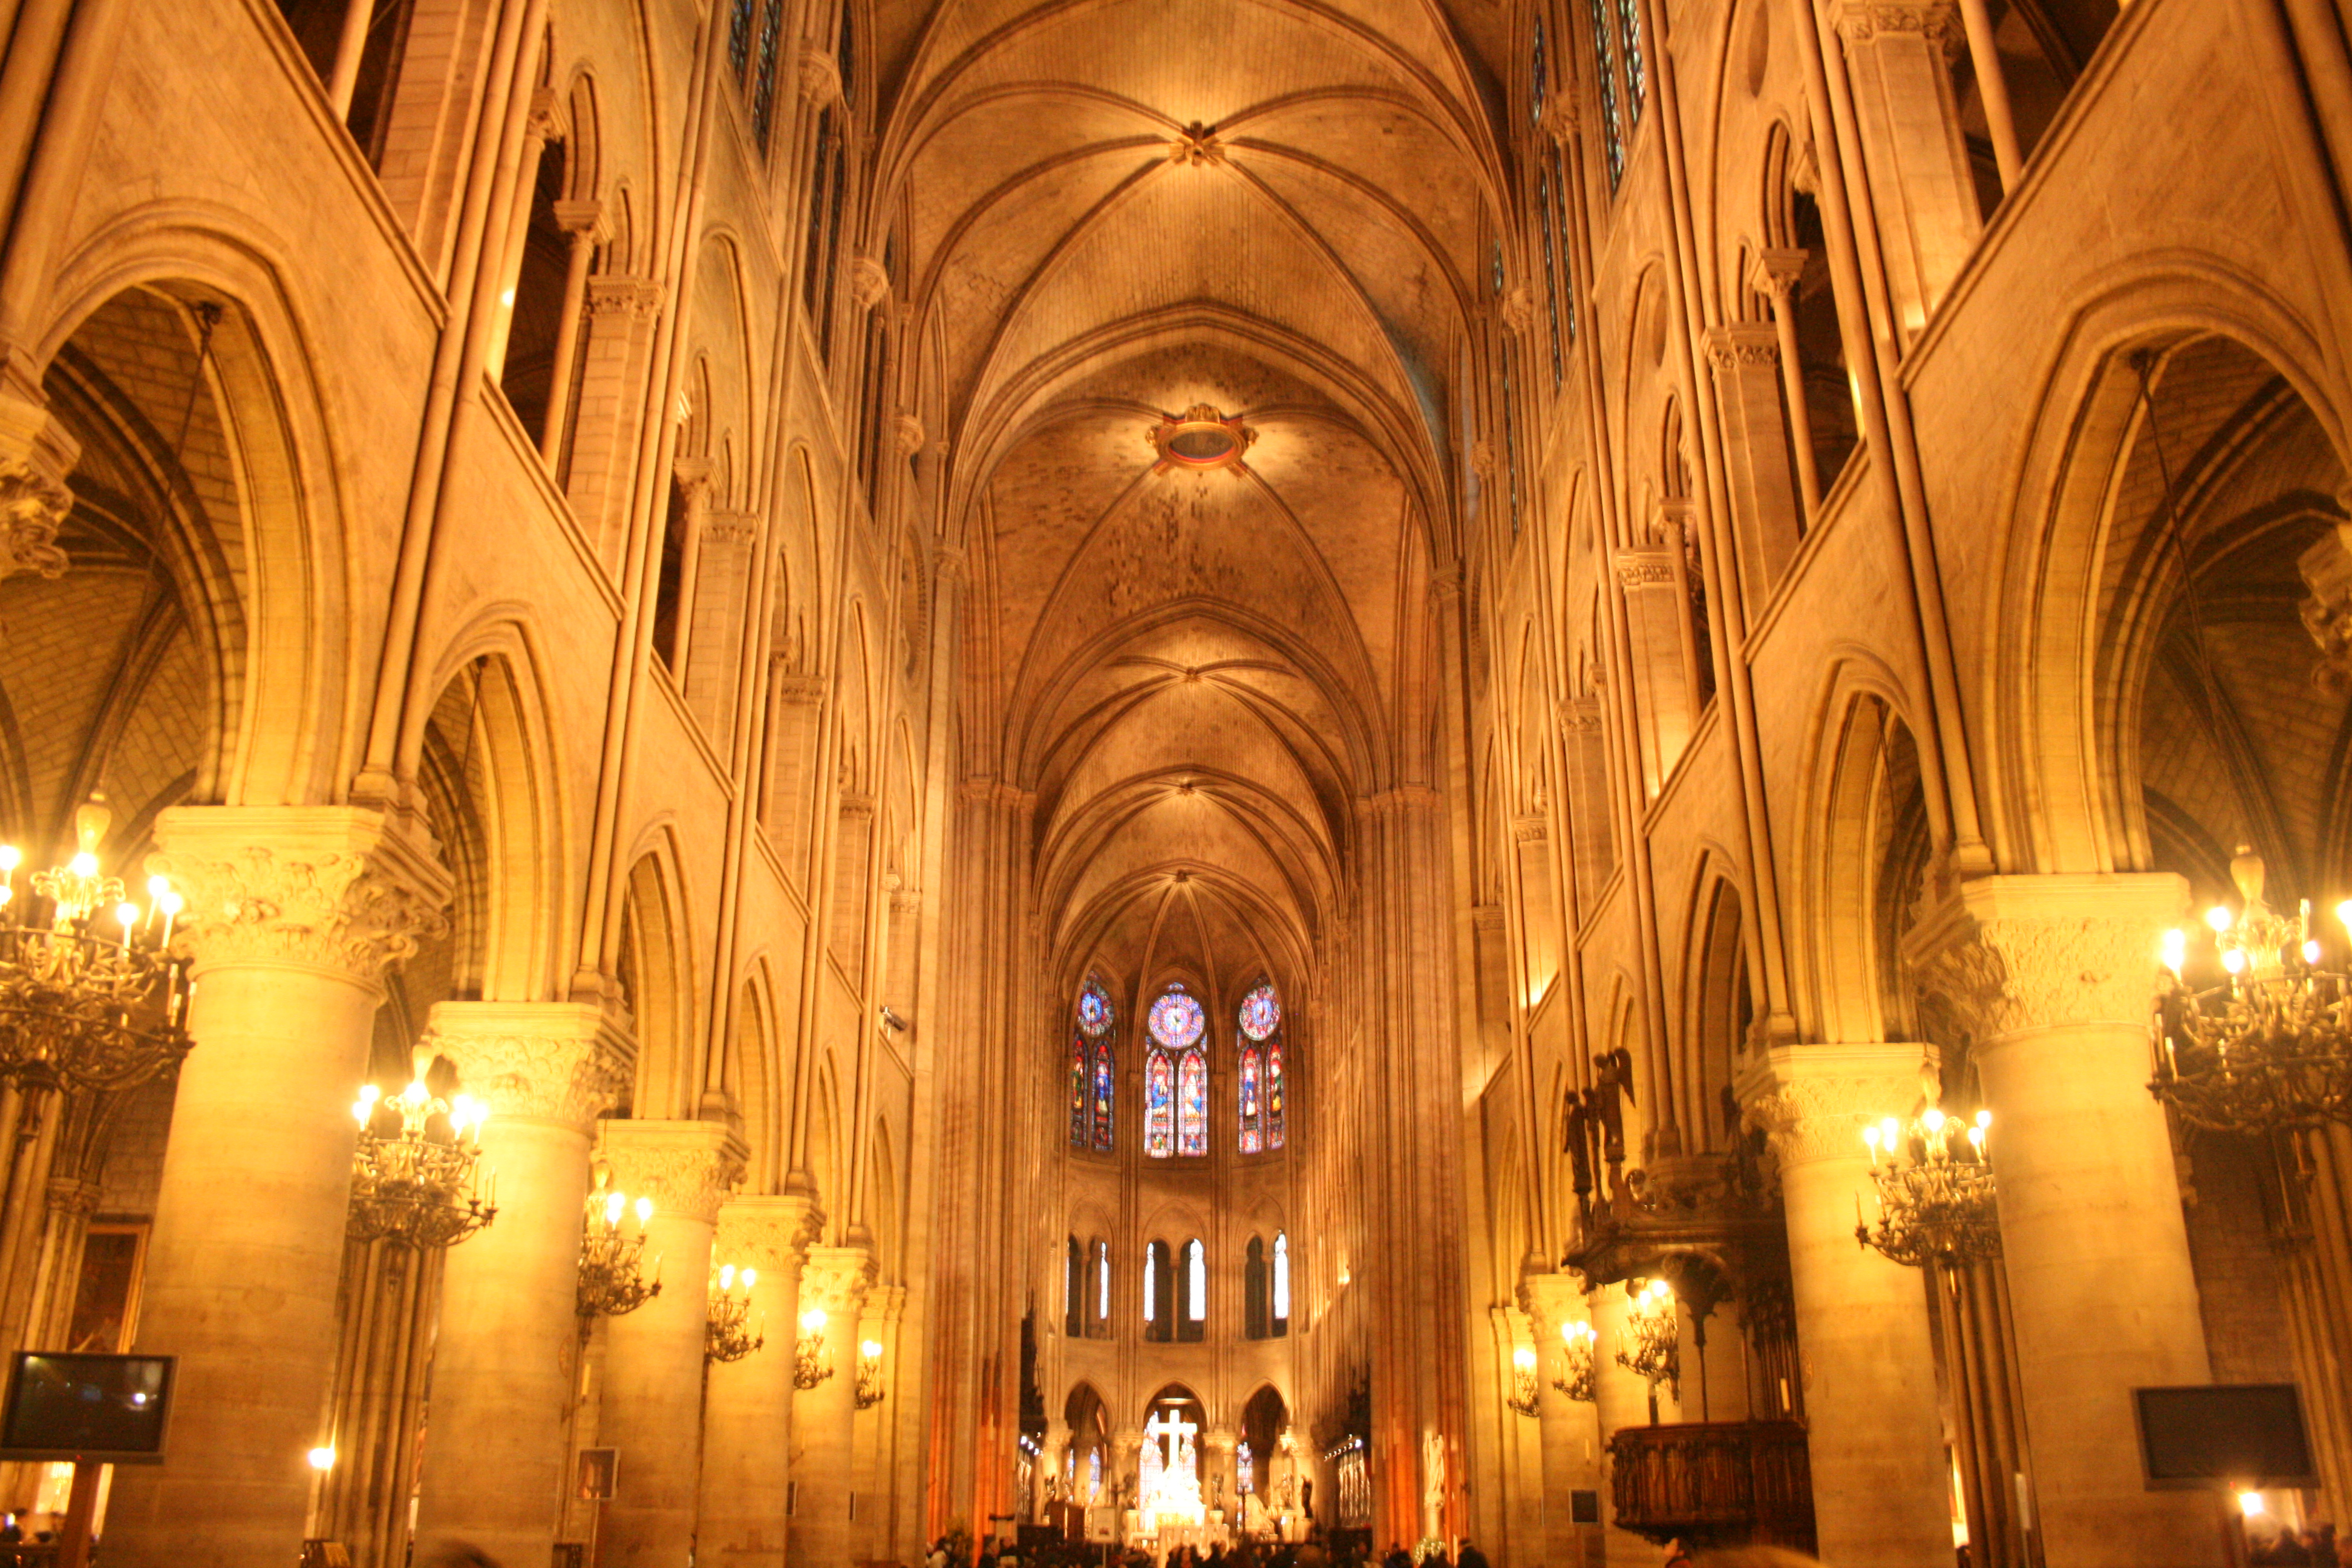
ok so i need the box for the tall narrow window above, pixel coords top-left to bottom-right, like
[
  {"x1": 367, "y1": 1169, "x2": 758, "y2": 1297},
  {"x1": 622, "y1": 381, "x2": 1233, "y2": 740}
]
[
  {"x1": 1149, "y1": 984, "x2": 1207, "y2": 1158},
  {"x1": 1145, "y1": 1240, "x2": 1173, "y2": 1340},
  {"x1": 1538, "y1": 167, "x2": 1564, "y2": 390},
  {"x1": 1238, "y1": 980, "x2": 1281, "y2": 1153},
  {"x1": 1065, "y1": 1236, "x2": 1082, "y2": 1336},
  {"x1": 1071, "y1": 975, "x2": 1114, "y2": 1151},
  {"x1": 730, "y1": 0, "x2": 756, "y2": 80},
  {"x1": 1094, "y1": 1238, "x2": 1111, "y2": 1331},
  {"x1": 1587, "y1": 0, "x2": 1647, "y2": 189},
  {"x1": 1267, "y1": 1034, "x2": 1285, "y2": 1151},
  {"x1": 1494, "y1": 245, "x2": 1523, "y2": 538},
  {"x1": 1180, "y1": 1238, "x2": 1206, "y2": 1341},
  {"x1": 1549, "y1": 145, "x2": 1579, "y2": 344},
  {"x1": 750, "y1": 0, "x2": 784, "y2": 149},
  {"x1": 1273, "y1": 1232, "x2": 1290, "y2": 1334},
  {"x1": 1245, "y1": 1236, "x2": 1270, "y2": 1339},
  {"x1": 1238, "y1": 1440, "x2": 1255, "y2": 1497},
  {"x1": 1530, "y1": 16, "x2": 1548, "y2": 126}
]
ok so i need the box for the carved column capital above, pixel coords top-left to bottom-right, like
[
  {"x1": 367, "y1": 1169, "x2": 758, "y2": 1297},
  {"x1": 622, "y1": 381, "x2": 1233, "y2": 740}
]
[
  {"x1": 799, "y1": 44, "x2": 844, "y2": 105},
  {"x1": 1515, "y1": 1270, "x2": 1588, "y2": 1337},
  {"x1": 598, "y1": 1118, "x2": 750, "y2": 1227},
  {"x1": 1902, "y1": 874, "x2": 2189, "y2": 1045},
  {"x1": 1537, "y1": 96, "x2": 1579, "y2": 144},
  {"x1": 0, "y1": 390, "x2": 79, "y2": 584},
  {"x1": 1704, "y1": 321, "x2": 1781, "y2": 371},
  {"x1": 1833, "y1": 0, "x2": 1962, "y2": 50},
  {"x1": 553, "y1": 198, "x2": 610, "y2": 244},
  {"x1": 525, "y1": 87, "x2": 567, "y2": 143},
  {"x1": 715, "y1": 1194, "x2": 825, "y2": 1275},
  {"x1": 1498, "y1": 285, "x2": 1534, "y2": 335},
  {"x1": 851, "y1": 255, "x2": 892, "y2": 310},
  {"x1": 800, "y1": 1243, "x2": 877, "y2": 1317},
  {"x1": 893, "y1": 411, "x2": 927, "y2": 454},
  {"x1": 587, "y1": 277, "x2": 664, "y2": 321},
  {"x1": 148, "y1": 805, "x2": 452, "y2": 988},
  {"x1": 420, "y1": 1000, "x2": 635, "y2": 1129},
  {"x1": 1753, "y1": 247, "x2": 1808, "y2": 302},
  {"x1": 1739, "y1": 1042, "x2": 1939, "y2": 1168}
]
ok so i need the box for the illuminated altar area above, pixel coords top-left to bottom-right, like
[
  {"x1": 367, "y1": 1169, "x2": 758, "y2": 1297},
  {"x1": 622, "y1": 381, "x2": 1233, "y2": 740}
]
[{"x1": 1136, "y1": 1406, "x2": 1207, "y2": 1541}]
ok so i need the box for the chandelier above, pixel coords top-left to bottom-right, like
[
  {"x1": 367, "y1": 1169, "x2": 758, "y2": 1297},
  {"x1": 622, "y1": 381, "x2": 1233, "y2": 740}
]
[
  {"x1": 2150, "y1": 847, "x2": 2352, "y2": 1134},
  {"x1": 0, "y1": 800, "x2": 193, "y2": 1096},
  {"x1": 1506, "y1": 1346, "x2": 1540, "y2": 1417},
  {"x1": 855, "y1": 1338, "x2": 886, "y2": 1409},
  {"x1": 705, "y1": 1263, "x2": 764, "y2": 1362},
  {"x1": 1553, "y1": 1320, "x2": 1596, "y2": 1402},
  {"x1": 1856, "y1": 1103, "x2": 1999, "y2": 1268},
  {"x1": 348, "y1": 1079, "x2": 495, "y2": 1249},
  {"x1": 577, "y1": 1167, "x2": 661, "y2": 1318},
  {"x1": 1615, "y1": 1278, "x2": 1679, "y2": 1407}
]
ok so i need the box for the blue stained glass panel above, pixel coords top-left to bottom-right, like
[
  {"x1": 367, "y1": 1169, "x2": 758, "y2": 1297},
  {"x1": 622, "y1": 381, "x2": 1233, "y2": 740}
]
[
  {"x1": 1177, "y1": 1048, "x2": 1207, "y2": 1156},
  {"x1": 1146, "y1": 1050, "x2": 1173, "y2": 1158}
]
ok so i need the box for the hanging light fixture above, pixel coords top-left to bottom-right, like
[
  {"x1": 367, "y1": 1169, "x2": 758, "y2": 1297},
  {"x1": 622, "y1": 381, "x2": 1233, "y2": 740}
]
[
  {"x1": 1505, "y1": 1345, "x2": 1540, "y2": 1417},
  {"x1": 855, "y1": 1338, "x2": 887, "y2": 1409},
  {"x1": 577, "y1": 1166, "x2": 660, "y2": 1318},
  {"x1": 348, "y1": 1077, "x2": 495, "y2": 1250},
  {"x1": 2150, "y1": 846, "x2": 2352, "y2": 1134},
  {"x1": 0, "y1": 800, "x2": 193, "y2": 1096},
  {"x1": 705, "y1": 1263, "x2": 765, "y2": 1363},
  {"x1": 1856, "y1": 1101, "x2": 1999, "y2": 1269},
  {"x1": 1553, "y1": 1320, "x2": 1597, "y2": 1402},
  {"x1": 794, "y1": 1307, "x2": 834, "y2": 1390}
]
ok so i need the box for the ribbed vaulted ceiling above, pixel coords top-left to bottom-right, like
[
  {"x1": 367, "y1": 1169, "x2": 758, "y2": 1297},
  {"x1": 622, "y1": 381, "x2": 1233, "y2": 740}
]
[{"x1": 884, "y1": 0, "x2": 1506, "y2": 988}]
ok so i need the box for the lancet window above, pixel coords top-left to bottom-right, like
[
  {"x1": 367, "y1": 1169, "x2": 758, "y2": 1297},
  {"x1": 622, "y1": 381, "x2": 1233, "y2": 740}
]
[
  {"x1": 1148, "y1": 984, "x2": 1207, "y2": 1158},
  {"x1": 1586, "y1": 0, "x2": 1647, "y2": 189},
  {"x1": 1238, "y1": 980, "x2": 1285, "y2": 1152},
  {"x1": 1070, "y1": 975, "x2": 1116, "y2": 1152}
]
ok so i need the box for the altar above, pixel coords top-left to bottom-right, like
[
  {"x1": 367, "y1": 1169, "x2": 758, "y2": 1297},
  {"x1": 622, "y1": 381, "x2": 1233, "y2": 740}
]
[{"x1": 1134, "y1": 1408, "x2": 1208, "y2": 1544}]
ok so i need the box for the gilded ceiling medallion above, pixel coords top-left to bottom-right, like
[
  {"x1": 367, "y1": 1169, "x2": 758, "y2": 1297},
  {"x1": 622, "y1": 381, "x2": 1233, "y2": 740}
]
[{"x1": 1147, "y1": 404, "x2": 1254, "y2": 475}]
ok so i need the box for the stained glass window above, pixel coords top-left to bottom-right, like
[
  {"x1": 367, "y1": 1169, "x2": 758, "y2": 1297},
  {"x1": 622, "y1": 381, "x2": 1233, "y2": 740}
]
[
  {"x1": 1088, "y1": 1448, "x2": 1102, "y2": 1503},
  {"x1": 1178, "y1": 1048, "x2": 1207, "y2": 1156},
  {"x1": 1150, "y1": 985, "x2": 1207, "y2": 1157},
  {"x1": 1587, "y1": 0, "x2": 1624, "y2": 188},
  {"x1": 1146, "y1": 1049, "x2": 1174, "y2": 1158},
  {"x1": 1531, "y1": 16, "x2": 1547, "y2": 126},
  {"x1": 1269, "y1": 1037, "x2": 1285, "y2": 1149},
  {"x1": 750, "y1": 0, "x2": 783, "y2": 151},
  {"x1": 1238, "y1": 1045, "x2": 1263, "y2": 1154},
  {"x1": 1092, "y1": 1041, "x2": 1114, "y2": 1152},
  {"x1": 1617, "y1": 0, "x2": 1647, "y2": 123},
  {"x1": 1539, "y1": 167, "x2": 1564, "y2": 390},
  {"x1": 1239, "y1": 980, "x2": 1279, "y2": 1154},
  {"x1": 1071, "y1": 976, "x2": 1114, "y2": 1151},
  {"x1": 730, "y1": 0, "x2": 755, "y2": 83}
]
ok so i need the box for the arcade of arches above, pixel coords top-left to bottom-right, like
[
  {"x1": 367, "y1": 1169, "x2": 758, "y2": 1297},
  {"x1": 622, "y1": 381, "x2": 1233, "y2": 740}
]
[{"x1": 0, "y1": 0, "x2": 2347, "y2": 1565}]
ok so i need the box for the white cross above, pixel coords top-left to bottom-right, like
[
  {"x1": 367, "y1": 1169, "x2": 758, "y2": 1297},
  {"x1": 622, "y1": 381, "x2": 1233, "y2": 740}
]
[{"x1": 1144, "y1": 1408, "x2": 1197, "y2": 1468}]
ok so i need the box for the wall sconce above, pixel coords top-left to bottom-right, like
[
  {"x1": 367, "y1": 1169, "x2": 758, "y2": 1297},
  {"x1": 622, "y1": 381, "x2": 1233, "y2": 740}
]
[
  {"x1": 707, "y1": 1263, "x2": 765, "y2": 1364},
  {"x1": 1615, "y1": 1279, "x2": 1680, "y2": 1418},
  {"x1": 855, "y1": 1339, "x2": 886, "y2": 1409},
  {"x1": 794, "y1": 1307, "x2": 834, "y2": 1390},
  {"x1": 1506, "y1": 1346, "x2": 1540, "y2": 1417},
  {"x1": 578, "y1": 1167, "x2": 660, "y2": 1319},
  {"x1": 1553, "y1": 1321, "x2": 1596, "y2": 1402}
]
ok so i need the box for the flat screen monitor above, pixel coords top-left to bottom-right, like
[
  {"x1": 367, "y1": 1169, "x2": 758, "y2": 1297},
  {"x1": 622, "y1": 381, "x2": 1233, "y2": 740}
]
[
  {"x1": 0, "y1": 1352, "x2": 175, "y2": 1464},
  {"x1": 2135, "y1": 1384, "x2": 2316, "y2": 1490}
]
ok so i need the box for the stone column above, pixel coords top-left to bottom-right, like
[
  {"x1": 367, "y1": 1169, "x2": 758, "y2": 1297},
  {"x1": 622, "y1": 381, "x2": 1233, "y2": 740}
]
[
  {"x1": 1202, "y1": 1428, "x2": 1238, "y2": 1538},
  {"x1": 565, "y1": 276, "x2": 665, "y2": 567},
  {"x1": 540, "y1": 198, "x2": 609, "y2": 466},
  {"x1": 1588, "y1": 1285, "x2": 1655, "y2": 1568},
  {"x1": 1742, "y1": 1044, "x2": 1953, "y2": 1568},
  {"x1": 1832, "y1": 0, "x2": 1982, "y2": 338},
  {"x1": 1907, "y1": 873, "x2": 2218, "y2": 1567},
  {"x1": 411, "y1": 1001, "x2": 633, "y2": 1566},
  {"x1": 1613, "y1": 550, "x2": 1697, "y2": 796},
  {"x1": 104, "y1": 806, "x2": 449, "y2": 1566},
  {"x1": 789, "y1": 1245, "x2": 875, "y2": 1568},
  {"x1": 598, "y1": 1119, "x2": 748, "y2": 1568},
  {"x1": 1705, "y1": 322, "x2": 1807, "y2": 607},
  {"x1": 1520, "y1": 1273, "x2": 1604, "y2": 1568},
  {"x1": 699, "y1": 1195, "x2": 821, "y2": 1568}
]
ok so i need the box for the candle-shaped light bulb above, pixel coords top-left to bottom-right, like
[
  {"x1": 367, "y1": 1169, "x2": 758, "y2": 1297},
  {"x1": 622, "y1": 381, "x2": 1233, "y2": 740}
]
[
  {"x1": 2161, "y1": 928, "x2": 2187, "y2": 975},
  {"x1": 634, "y1": 1196, "x2": 655, "y2": 1227},
  {"x1": 1922, "y1": 1107, "x2": 1945, "y2": 1133},
  {"x1": 719, "y1": 1264, "x2": 736, "y2": 1291},
  {"x1": 2337, "y1": 900, "x2": 2352, "y2": 936},
  {"x1": 802, "y1": 1307, "x2": 827, "y2": 1333},
  {"x1": 1863, "y1": 1123, "x2": 1882, "y2": 1165},
  {"x1": 68, "y1": 852, "x2": 97, "y2": 878},
  {"x1": 114, "y1": 902, "x2": 137, "y2": 931},
  {"x1": 1880, "y1": 1117, "x2": 1901, "y2": 1152},
  {"x1": 742, "y1": 1269, "x2": 756, "y2": 1292},
  {"x1": 2207, "y1": 905, "x2": 2235, "y2": 933},
  {"x1": 2223, "y1": 949, "x2": 2247, "y2": 975},
  {"x1": 605, "y1": 1191, "x2": 626, "y2": 1227},
  {"x1": 1975, "y1": 1109, "x2": 1990, "y2": 1129},
  {"x1": 146, "y1": 875, "x2": 168, "y2": 901},
  {"x1": 1512, "y1": 1346, "x2": 1534, "y2": 1372},
  {"x1": 2305, "y1": 938, "x2": 2324, "y2": 965},
  {"x1": 0, "y1": 846, "x2": 22, "y2": 873}
]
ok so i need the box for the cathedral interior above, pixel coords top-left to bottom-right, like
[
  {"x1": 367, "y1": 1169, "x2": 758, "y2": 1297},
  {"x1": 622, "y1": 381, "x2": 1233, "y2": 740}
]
[{"x1": 0, "y1": 0, "x2": 2346, "y2": 1564}]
